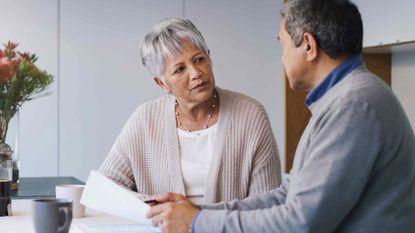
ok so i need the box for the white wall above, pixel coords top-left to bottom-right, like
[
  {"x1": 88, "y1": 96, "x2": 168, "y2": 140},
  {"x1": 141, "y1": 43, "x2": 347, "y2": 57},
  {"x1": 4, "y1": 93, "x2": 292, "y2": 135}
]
[
  {"x1": 1, "y1": 0, "x2": 284, "y2": 181},
  {"x1": 0, "y1": 0, "x2": 58, "y2": 177},
  {"x1": 392, "y1": 50, "x2": 415, "y2": 131},
  {"x1": 59, "y1": 0, "x2": 184, "y2": 181},
  {"x1": 355, "y1": 0, "x2": 415, "y2": 47}
]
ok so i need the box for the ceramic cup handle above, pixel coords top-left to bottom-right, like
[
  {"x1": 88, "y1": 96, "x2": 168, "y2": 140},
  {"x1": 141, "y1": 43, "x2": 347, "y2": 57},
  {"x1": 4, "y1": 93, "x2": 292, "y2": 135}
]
[{"x1": 57, "y1": 206, "x2": 72, "y2": 233}]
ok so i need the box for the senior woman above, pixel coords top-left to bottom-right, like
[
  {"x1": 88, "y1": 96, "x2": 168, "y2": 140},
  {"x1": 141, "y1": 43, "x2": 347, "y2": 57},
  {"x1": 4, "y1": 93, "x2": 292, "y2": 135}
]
[{"x1": 99, "y1": 17, "x2": 281, "y2": 205}]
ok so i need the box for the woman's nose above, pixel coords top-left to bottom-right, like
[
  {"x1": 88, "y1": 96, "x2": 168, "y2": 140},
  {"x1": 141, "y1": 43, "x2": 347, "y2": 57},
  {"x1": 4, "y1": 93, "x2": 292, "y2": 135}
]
[{"x1": 189, "y1": 66, "x2": 202, "y2": 80}]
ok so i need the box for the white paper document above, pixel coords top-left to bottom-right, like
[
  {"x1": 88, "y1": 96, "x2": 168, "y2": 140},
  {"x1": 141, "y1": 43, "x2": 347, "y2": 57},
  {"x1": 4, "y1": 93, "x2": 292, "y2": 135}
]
[
  {"x1": 81, "y1": 170, "x2": 155, "y2": 226},
  {"x1": 74, "y1": 224, "x2": 161, "y2": 233}
]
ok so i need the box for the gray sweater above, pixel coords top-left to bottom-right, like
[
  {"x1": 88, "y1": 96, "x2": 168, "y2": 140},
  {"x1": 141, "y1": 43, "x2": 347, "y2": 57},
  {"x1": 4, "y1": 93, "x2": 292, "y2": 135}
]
[
  {"x1": 195, "y1": 66, "x2": 415, "y2": 232},
  {"x1": 99, "y1": 87, "x2": 281, "y2": 204}
]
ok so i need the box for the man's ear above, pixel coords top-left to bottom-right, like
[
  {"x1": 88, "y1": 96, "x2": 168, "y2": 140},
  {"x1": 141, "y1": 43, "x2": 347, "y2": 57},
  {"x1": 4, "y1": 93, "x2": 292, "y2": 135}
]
[
  {"x1": 303, "y1": 32, "x2": 318, "y2": 61},
  {"x1": 153, "y1": 77, "x2": 171, "y2": 94}
]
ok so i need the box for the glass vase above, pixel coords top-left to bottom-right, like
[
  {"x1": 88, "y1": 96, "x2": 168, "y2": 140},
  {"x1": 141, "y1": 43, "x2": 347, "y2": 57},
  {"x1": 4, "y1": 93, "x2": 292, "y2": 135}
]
[
  {"x1": 10, "y1": 110, "x2": 19, "y2": 191},
  {"x1": 0, "y1": 110, "x2": 19, "y2": 191}
]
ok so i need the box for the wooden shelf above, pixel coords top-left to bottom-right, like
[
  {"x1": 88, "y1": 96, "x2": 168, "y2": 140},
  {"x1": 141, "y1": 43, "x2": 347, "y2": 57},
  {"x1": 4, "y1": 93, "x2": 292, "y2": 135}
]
[{"x1": 363, "y1": 40, "x2": 415, "y2": 54}]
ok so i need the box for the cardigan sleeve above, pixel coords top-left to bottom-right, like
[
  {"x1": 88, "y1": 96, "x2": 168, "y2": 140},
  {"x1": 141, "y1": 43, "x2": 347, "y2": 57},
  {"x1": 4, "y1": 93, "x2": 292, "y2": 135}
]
[
  {"x1": 99, "y1": 142, "x2": 136, "y2": 190},
  {"x1": 98, "y1": 108, "x2": 151, "y2": 200},
  {"x1": 201, "y1": 102, "x2": 284, "y2": 211},
  {"x1": 247, "y1": 107, "x2": 282, "y2": 195}
]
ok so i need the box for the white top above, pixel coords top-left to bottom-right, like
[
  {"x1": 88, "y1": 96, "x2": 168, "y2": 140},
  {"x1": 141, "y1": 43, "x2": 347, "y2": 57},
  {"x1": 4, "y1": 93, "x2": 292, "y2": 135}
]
[
  {"x1": 178, "y1": 123, "x2": 218, "y2": 205},
  {"x1": 99, "y1": 87, "x2": 281, "y2": 205}
]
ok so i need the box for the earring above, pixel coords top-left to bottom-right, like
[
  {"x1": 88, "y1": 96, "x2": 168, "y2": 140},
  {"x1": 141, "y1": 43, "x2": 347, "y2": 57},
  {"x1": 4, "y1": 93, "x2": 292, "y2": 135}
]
[{"x1": 167, "y1": 92, "x2": 172, "y2": 101}]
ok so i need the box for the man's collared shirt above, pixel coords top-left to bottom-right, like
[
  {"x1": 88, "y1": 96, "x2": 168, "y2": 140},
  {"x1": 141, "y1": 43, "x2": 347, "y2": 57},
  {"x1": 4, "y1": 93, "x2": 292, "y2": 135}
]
[{"x1": 306, "y1": 54, "x2": 363, "y2": 106}]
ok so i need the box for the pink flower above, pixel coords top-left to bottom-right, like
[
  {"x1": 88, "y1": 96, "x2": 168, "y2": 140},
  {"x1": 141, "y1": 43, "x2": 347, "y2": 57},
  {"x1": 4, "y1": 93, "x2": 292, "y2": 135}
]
[
  {"x1": 9, "y1": 58, "x2": 20, "y2": 74},
  {"x1": 0, "y1": 57, "x2": 20, "y2": 83},
  {"x1": 4, "y1": 41, "x2": 18, "y2": 50},
  {"x1": 0, "y1": 63, "x2": 11, "y2": 83},
  {"x1": 0, "y1": 40, "x2": 54, "y2": 133},
  {"x1": 18, "y1": 52, "x2": 31, "y2": 61}
]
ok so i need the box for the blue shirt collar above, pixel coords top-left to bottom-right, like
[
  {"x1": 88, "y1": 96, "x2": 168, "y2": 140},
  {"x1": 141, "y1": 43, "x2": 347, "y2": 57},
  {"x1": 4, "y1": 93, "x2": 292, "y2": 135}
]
[{"x1": 306, "y1": 54, "x2": 363, "y2": 106}]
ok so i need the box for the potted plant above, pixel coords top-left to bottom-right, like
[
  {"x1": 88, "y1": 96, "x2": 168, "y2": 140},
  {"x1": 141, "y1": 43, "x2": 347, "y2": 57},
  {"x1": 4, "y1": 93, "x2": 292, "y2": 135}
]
[{"x1": 0, "y1": 41, "x2": 54, "y2": 190}]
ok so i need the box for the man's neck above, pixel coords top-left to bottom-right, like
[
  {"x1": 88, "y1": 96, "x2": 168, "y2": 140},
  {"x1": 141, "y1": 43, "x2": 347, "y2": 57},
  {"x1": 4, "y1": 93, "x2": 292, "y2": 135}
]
[{"x1": 309, "y1": 53, "x2": 350, "y2": 90}]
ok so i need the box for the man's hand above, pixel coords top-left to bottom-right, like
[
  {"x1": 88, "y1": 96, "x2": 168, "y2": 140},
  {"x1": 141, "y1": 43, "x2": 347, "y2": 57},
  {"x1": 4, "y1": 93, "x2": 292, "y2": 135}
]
[
  {"x1": 146, "y1": 192, "x2": 200, "y2": 233},
  {"x1": 153, "y1": 192, "x2": 187, "y2": 203}
]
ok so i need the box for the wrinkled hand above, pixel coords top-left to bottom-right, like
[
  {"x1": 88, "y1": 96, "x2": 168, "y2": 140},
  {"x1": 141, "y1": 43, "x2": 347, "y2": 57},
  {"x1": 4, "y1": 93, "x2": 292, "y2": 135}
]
[{"x1": 146, "y1": 192, "x2": 200, "y2": 233}]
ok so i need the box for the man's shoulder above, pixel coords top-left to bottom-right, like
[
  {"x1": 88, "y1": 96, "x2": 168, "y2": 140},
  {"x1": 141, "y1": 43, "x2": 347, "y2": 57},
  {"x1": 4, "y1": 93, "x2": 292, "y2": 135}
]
[
  {"x1": 312, "y1": 66, "x2": 411, "y2": 137},
  {"x1": 319, "y1": 66, "x2": 397, "y2": 111}
]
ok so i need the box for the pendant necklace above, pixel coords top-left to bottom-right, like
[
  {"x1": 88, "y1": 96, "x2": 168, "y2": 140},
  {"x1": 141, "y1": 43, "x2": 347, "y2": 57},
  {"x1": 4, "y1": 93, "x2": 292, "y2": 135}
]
[{"x1": 175, "y1": 90, "x2": 217, "y2": 132}]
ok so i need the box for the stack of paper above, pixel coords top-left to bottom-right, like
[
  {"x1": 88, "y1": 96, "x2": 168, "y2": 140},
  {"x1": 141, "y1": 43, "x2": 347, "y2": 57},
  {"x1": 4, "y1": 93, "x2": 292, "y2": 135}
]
[
  {"x1": 73, "y1": 224, "x2": 161, "y2": 233},
  {"x1": 80, "y1": 170, "x2": 155, "y2": 226}
]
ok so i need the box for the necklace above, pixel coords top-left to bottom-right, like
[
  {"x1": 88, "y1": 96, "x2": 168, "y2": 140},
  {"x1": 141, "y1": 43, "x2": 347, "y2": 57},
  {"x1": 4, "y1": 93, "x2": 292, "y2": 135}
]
[{"x1": 175, "y1": 90, "x2": 217, "y2": 132}]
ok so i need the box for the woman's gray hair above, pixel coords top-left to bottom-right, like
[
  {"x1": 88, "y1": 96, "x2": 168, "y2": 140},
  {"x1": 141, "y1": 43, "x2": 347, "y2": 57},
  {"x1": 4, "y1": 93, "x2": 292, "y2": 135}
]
[
  {"x1": 139, "y1": 17, "x2": 209, "y2": 78},
  {"x1": 281, "y1": 0, "x2": 363, "y2": 58}
]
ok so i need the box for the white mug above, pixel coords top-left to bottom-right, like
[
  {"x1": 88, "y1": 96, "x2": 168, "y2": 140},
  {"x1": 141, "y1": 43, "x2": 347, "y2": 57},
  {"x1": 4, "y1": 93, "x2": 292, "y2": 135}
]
[{"x1": 55, "y1": 185, "x2": 85, "y2": 218}]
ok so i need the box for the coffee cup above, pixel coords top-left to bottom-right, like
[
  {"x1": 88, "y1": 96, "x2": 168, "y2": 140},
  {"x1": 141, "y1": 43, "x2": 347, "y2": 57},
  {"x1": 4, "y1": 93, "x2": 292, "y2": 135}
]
[
  {"x1": 32, "y1": 198, "x2": 72, "y2": 233},
  {"x1": 56, "y1": 184, "x2": 85, "y2": 218},
  {"x1": 0, "y1": 179, "x2": 12, "y2": 216}
]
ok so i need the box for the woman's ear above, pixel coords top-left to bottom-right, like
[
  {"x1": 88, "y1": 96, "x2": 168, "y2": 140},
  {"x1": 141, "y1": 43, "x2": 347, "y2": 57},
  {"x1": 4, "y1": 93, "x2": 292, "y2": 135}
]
[
  {"x1": 153, "y1": 77, "x2": 171, "y2": 94},
  {"x1": 303, "y1": 32, "x2": 318, "y2": 61},
  {"x1": 207, "y1": 50, "x2": 213, "y2": 67}
]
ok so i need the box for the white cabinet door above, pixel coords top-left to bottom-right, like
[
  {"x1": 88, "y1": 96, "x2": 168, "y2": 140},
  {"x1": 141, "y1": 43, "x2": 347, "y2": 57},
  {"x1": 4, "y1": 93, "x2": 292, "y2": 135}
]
[
  {"x1": 355, "y1": 0, "x2": 388, "y2": 47},
  {"x1": 59, "y1": 0, "x2": 182, "y2": 181},
  {"x1": 185, "y1": 0, "x2": 285, "y2": 167},
  {"x1": 392, "y1": 52, "x2": 415, "y2": 132},
  {"x1": 0, "y1": 0, "x2": 58, "y2": 177},
  {"x1": 356, "y1": 0, "x2": 415, "y2": 47},
  {"x1": 385, "y1": 0, "x2": 415, "y2": 44}
]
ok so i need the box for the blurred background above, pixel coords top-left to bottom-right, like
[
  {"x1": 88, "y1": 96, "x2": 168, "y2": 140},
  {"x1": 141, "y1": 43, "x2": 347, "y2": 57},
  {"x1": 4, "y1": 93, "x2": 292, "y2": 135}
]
[
  {"x1": 0, "y1": 0, "x2": 284, "y2": 181},
  {"x1": 0, "y1": 0, "x2": 414, "y2": 181}
]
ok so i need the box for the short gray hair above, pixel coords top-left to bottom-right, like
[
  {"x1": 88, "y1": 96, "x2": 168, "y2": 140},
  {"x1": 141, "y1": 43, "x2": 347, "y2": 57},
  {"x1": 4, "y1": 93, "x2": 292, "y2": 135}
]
[
  {"x1": 281, "y1": 0, "x2": 363, "y2": 58},
  {"x1": 139, "y1": 17, "x2": 209, "y2": 78}
]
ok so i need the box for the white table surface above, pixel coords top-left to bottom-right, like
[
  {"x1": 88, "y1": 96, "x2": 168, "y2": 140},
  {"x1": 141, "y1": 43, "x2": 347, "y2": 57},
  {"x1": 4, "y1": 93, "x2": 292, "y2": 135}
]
[{"x1": 0, "y1": 199, "x2": 139, "y2": 233}]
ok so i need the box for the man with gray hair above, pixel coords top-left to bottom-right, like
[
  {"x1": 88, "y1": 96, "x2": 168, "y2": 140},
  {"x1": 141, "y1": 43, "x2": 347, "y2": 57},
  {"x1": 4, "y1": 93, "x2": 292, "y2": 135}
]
[{"x1": 147, "y1": 0, "x2": 415, "y2": 232}]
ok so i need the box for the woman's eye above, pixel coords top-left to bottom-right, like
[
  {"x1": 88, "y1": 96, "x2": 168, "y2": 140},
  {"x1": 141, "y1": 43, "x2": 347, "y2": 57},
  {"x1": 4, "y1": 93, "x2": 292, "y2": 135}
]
[
  {"x1": 194, "y1": 57, "x2": 205, "y2": 63},
  {"x1": 173, "y1": 67, "x2": 184, "y2": 74}
]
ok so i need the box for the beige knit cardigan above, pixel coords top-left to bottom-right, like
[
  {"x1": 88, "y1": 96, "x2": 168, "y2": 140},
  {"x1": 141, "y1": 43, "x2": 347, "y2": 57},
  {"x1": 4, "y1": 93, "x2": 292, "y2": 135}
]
[{"x1": 99, "y1": 87, "x2": 281, "y2": 204}]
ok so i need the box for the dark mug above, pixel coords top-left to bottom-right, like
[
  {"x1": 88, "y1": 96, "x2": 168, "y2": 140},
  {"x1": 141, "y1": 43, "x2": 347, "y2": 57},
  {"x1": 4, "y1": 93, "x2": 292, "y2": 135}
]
[
  {"x1": 32, "y1": 199, "x2": 72, "y2": 233},
  {"x1": 0, "y1": 179, "x2": 12, "y2": 216}
]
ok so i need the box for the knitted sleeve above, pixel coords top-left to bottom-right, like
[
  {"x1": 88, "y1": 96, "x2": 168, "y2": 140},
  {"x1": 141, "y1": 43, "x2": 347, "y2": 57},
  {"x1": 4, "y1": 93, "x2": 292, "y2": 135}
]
[
  {"x1": 98, "y1": 108, "x2": 150, "y2": 200},
  {"x1": 247, "y1": 104, "x2": 282, "y2": 195}
]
